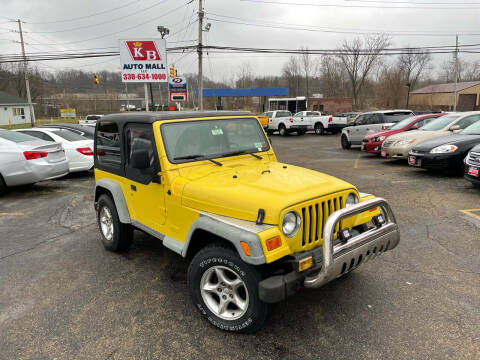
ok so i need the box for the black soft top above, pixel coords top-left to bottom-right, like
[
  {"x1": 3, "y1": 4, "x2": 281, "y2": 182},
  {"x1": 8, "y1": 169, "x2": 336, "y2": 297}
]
[{"x1": 98, "y1": 111, "x2": 253, "y2": 124}]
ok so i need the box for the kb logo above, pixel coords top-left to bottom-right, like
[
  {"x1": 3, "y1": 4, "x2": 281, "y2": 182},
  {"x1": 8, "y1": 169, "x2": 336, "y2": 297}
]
[{"x1": 172, "y1": 78, "x2": 183, "y2": 83}]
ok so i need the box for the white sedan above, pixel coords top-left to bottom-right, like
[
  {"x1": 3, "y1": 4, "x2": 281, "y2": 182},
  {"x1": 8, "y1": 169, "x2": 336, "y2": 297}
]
[{"x1": 15, "y1": 128, "x2": 94, "y2": 172}]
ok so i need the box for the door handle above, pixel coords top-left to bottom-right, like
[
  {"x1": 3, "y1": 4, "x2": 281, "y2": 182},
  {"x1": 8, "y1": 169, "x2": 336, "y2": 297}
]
[{"x1": 131, "y1": 184, "x2": 136, "y2": 191}]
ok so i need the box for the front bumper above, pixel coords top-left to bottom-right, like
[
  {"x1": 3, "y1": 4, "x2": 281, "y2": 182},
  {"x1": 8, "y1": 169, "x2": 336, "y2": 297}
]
[
  {"x1": 361, "y1": 140, "x2": 383, "y2": 154},
  {"x1": 259, "y1": 198, "x2": 400, "y2": 302},
  {"x1": 407, "y1": 151, "x2": 460, "y2": 170},
  {"x1": 381, "y1": 145, "x2": 411, "y2": 159}
]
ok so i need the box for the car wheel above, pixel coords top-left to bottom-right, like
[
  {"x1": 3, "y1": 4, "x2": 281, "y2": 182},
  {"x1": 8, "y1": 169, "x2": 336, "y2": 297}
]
[
  {"x1": 278, "y1": 124, "x2": 287, "y2": 137},
  {"x1": 188, "y1": 244, "x2": 267, "y2": 333},
  {"x1": 314, "y1": 123, "x2": 324, "y2": 135},
  {"x1": 297, "y1": 130, "x2": 306, "y2": 136},
  {"x1": 341, "y1": 134, "x2": 351, "y2": 149},
  {"x1": 97, "y1": 194, "x2": 133, "y2": 252},
  {"x1": 0, "y1": 175, "x2": 6, "y2": 195}
]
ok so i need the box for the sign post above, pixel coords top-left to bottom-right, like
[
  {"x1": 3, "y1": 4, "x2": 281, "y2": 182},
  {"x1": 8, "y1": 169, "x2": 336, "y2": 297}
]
[{"x1": 119, "y1": 39, "x2": 168, "y2": 111}]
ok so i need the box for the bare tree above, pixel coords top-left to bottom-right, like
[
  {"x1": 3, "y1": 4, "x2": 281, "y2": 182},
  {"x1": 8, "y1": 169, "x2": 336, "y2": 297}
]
[
  {"x1": 318, "y1": 55, "x2": 349, "y2": 98},
  {"x1": 282, "y1": 56, "x2": 302, "y2": 96},
  {"x1": 299, "y1": 46, "x2": 313, "y2": 97},
  {"x1": 337, "y1": 34, "x2": 391, "y2": 109},
  {"x1": 397, "y1": 48, "x2": 431, "y2": 89}
]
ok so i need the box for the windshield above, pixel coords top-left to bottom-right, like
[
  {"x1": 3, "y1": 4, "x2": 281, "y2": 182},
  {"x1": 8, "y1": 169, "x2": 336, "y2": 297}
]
[
  {"x1": 276, "y1": 111, "x2": 291, "y2": 118},
  {"x1": 51, "y1": 129, "x2": 87, "y2": 141},
  {"x1": 0, "y1": 130, "x2": 38, "y2": 143},
  {"x1": 461, "y1": 121, "x2": 480, "y2": 135},
  {"x1": 384, "y1": 112, "x2": 413, "y2": 123},
  {"x1": 161, "y1": 118, "x2": 270, "y2": 164},
  {"x1": 389, "y1": 116, "x2": 417, "y2": 130},
  {"x1": 421, "y1": 115, "x2": 460, "y2": 131}
]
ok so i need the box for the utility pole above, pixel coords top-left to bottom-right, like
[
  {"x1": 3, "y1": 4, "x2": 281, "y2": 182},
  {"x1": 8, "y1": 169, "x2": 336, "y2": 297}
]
[
  {"x1": 198, "y1": 0, "x2": 204, "y2": 110},
  {"x1": 17, "y1": 19, "x2": 35, "y2": 126},
  {"x1": 453, "y1": 35, "x2": 459, "y2": 112}
]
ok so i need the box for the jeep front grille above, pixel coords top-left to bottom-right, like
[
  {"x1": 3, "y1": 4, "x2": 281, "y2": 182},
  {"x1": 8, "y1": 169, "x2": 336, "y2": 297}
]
[{"x1": 300, "y1": 196, "x2": 343, "y2": 247}]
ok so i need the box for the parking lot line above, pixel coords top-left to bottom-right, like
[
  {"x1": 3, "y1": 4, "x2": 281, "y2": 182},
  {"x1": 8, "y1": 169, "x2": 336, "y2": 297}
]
[
  {"x1": 0, "y1": 212, "x2": 25, "y2": 216},
  {"x1": 459, "y1": 209, "x2": 480, "y2": 221}
]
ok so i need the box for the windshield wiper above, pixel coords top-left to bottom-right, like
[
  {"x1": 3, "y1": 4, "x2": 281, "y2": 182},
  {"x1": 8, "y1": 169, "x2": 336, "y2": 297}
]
[
  {"x1": 173, "y1": 154, "x2": 222, "y2": 166},
  {"x1": 222, "y1": 150, "x2": 263, "y2": 160}
]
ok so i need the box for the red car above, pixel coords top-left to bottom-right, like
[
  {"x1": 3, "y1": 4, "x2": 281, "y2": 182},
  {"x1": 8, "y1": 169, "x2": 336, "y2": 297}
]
[{"x1": 361, "y1": 113, "x2": 447, "y2": 154}]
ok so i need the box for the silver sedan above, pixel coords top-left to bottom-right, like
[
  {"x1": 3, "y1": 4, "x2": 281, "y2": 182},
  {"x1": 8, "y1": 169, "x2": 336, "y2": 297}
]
[{"x1": 0, "y1": 129, "x2": 69, "y2": 193}]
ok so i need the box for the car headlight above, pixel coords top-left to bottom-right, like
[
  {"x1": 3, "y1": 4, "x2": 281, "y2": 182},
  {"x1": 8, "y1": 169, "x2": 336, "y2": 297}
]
[
  {"x1": 345, "y1": 192, "x2": 359, "y2": 207},
  {"x1": 282, "y1": 211, "x2": 301, "y2": 237},
  {"x1": 430, "y1": 144, "x2": 458, "y2": 153},
  {"x1": 396, "y1": 139, "x2": 416, "y2": 146},
  {"x1": 373, "y1": 136, "x2": 386, "y2": 142}
]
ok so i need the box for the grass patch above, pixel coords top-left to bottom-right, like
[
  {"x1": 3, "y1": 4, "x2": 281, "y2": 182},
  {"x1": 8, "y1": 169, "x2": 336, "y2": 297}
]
[{"x1": 0, "y1": 117, "x2": 79, "y2": 129}]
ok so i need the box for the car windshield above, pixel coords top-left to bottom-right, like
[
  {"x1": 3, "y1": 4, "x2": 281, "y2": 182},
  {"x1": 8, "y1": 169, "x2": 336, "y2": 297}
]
[
  {"x1": 0, "y1": 130, "x2": 38, "y2": 143},
  {"x1": 51, "y1": 129, "x2": 87, "y2": 141},
  {"x1": 276, "y1": 111, "x2": 291, "y2": 118},
  {"x1": 384, "y1": 112, "x2": 413, "y2": 123},
  {"x1": 161, "y1": 118, "x2": 270, "y2": 163},
  {"x1": 421, "y1": 115, "x2": 460, "y2": 131},
  {"x1": 389, "y1": 116, "x2": 418, "y2": 130},
  {"x1": 461, "y1": 121, "x2": 480, "y2": 135}
]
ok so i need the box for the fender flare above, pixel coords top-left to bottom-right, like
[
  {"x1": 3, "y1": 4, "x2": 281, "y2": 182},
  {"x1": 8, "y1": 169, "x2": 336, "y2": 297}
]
[
  {"x1": 181, "y1": 213, "x2": 270, "y2": 265},
  {"x1": 95, "y1": 178, "x2": 131, "y2": 224}
]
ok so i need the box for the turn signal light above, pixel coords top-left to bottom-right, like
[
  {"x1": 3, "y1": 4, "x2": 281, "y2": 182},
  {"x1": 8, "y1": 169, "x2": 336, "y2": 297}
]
[
  {"x1": 298, "y1": 256, "x2": 313, "y2": 272},
  {"x1": 240, "y1": 241, "x2": 251, "y2": 256},
  {"x1": 266, "y1": 236, "x2": 282, "y2": 251},
  {"x1": 23, "y1": 151, "x2": 48, "y2": 160}
]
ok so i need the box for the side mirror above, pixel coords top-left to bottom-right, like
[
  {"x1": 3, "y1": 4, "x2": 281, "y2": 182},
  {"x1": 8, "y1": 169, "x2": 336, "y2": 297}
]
[
  {"x1": 130, "y1": 149, "x2": 150, "y2": 170},
  {"x1": 449, "y1": 125, "x2": 460, "y2": 132}
]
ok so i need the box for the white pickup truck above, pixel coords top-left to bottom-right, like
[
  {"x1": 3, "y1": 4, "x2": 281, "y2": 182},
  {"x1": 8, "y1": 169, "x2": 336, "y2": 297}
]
[
  {"x1": 78, "y1": 114, "x2": 103, "y2": 126},
  {"x1": 292, "y1": 111, "x2": 348, "y2": 135},
  {"x1": 263, "y1": 110, "x2": 309, "y2": 136}
]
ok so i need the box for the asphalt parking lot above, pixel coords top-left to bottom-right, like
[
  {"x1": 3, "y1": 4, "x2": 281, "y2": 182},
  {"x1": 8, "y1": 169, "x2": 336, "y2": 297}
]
[{"x1": 1, "y1": 133, "x2": 479, "y2": 360}]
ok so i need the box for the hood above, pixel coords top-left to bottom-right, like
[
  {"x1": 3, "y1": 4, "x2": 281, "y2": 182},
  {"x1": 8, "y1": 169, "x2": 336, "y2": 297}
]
[
  {"x1": 365, "y1": 128, "x2": 403, "y2": 139},
  {"x1": 471, "y1": 144, "x2": 480, "y2": 152},
  {"x1": 180, "y1": 161, "x2": 355, "y2": 224},
  {"x1": 386, "y1": 129, "x2": 450, "y2": 143},
  {"x1": 412, "y1": 134, "x2": 480, "y2": 152}
]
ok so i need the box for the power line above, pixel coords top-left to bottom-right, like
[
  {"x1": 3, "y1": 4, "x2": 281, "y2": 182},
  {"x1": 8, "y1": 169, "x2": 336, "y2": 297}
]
[
  {"x1": 206, "y1": 15, "x2": 480, "y2": 37},
  {"x1": 21, "y1": 1, "x2": 191, "y2": 45},
  {"x1": 23, "y1": 0, "x2": 173, "y2": 34},
  {"x1": 206, "y1": 12, "x2": 480, "y2": 37},
  {"x1": 239, "y1": 0, "x2": 480, "y2": 9},
  {"x1": 25, "y1": 0, "x2": 141, "y2": 24}
]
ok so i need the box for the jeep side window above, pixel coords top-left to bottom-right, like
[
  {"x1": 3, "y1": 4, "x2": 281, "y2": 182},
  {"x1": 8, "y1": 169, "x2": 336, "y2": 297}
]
[
  {"x1": 96, "y1": 121, "x2": 121, "y2": 168},
  {"x1": 125, "y1": 124, "x2": 158, "y2": 185}
]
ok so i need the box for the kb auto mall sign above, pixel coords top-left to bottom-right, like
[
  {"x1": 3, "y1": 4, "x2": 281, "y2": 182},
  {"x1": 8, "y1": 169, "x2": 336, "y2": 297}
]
[{"x1": 119, "y1": 39, "x2": 167, "y2": 82}]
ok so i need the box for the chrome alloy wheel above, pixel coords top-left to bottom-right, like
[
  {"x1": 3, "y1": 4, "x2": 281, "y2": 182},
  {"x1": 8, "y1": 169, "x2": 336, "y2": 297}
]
[
  {"x1": 99, "y1": 206, "x2": 114, "y2": 241},
  {"x1": 200, "y1": 265, "x2": 249, "y2": 320}
]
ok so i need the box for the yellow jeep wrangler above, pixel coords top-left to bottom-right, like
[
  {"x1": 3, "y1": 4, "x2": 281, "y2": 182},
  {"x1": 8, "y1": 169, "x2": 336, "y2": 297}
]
[{"x1": 94, "y1": 111, "x2": 400, "y2": 333}]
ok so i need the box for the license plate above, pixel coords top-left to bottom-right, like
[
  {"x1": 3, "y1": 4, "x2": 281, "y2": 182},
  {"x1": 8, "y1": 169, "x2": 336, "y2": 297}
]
[
  {"x1": 381, "y1": 151, "x2": 386, "y2": 157},
  {"x1": 408, "y1": 156, "x2": 416, "y2": 165},
  {"x1": 468, "y1": 166, "x2": 479, "y2": 177}
]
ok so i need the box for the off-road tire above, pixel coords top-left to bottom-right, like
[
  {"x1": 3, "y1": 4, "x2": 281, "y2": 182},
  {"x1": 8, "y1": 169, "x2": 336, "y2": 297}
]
[
  {"x1": 278, "y1": 124, "x2": 287, "y2": 137},
  {"x1": 188, "y1": 244, "x2": 267, "y2": 333},
  {"x1": 97, "y1": 194, "x2": 133, "y2": 252},
  {"x1": 314, "y1": 122, "x2": 324, "y2": 135},
  {"x1": 341, "y1": 134, "x2": 351, "y2": 149}
]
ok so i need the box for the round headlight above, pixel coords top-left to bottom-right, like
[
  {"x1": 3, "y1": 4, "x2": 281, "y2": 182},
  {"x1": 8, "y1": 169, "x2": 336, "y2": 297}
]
[
  {"x1": 282, "y1": 211, "x2": 301, "y2": 237},
  {"x1": 346, "y1": 193, "x2": 359, "y2": 207}
]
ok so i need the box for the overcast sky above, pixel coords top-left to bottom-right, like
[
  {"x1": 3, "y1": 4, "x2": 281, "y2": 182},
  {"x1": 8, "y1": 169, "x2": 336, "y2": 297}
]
[{"x1": 2, "y1": 0, "x2": 480, "y2": 82}]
